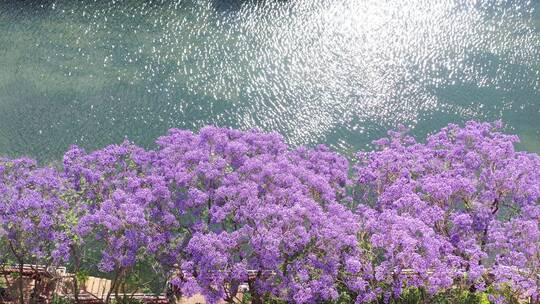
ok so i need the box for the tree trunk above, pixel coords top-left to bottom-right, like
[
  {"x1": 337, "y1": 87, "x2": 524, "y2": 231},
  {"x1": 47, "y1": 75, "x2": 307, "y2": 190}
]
[
  {"x1": 105, "y1": 268, "x2": 121, "y2": 304},
  {"x1": 18, "y1": 261, "x2": 24, "y2": 304},
  {"x1": 114, "y1": 269, "x2": 124, "y2": 304},
  {"x1": 73, "y1": 274, "x2": 80, "y2": 304},
  {"x1": 29, "y1": 270, "x2": 39, "y2": 304},
  {"x1": 247, "y1": 278, "x2": 263, "y2": 304},
  {"x1": 1, "y1": 265, "x2": 13, "y2": 303},
  {"x1": 72, "y1": 247, "x2": 81, "y2": 304}
]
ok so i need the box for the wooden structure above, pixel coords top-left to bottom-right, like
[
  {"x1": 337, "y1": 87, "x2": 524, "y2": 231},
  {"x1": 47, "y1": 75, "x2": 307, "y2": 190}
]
[
  {"x1": 0, "y1": 264, "x2": 65, "y2": 303},
  {"x1": 56, "y1": 275, "x2": 168, "y2": 303},
  {"x1": 0, "y1": 265, "x2": 168, "y2": 303},
  {"x1": 0, "y1": 264, "x2": 255, "y2": 303}
]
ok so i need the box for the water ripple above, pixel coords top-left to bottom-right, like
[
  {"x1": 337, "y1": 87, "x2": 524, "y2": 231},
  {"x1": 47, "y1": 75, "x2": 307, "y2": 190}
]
[{"x1": 0, "y1": 0, "x2": 538, "y2": 160}]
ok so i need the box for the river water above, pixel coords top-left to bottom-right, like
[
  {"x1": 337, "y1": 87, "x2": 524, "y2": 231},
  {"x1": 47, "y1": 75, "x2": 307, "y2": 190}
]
[{"x1": 0, "y1": 0, "x2": 539, "y2": 161}]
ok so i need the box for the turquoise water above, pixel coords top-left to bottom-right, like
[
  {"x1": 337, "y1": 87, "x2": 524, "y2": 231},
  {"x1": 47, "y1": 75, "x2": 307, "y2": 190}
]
[{"x1": 0, "y1": 0, "x2": 539, "y2": 161}]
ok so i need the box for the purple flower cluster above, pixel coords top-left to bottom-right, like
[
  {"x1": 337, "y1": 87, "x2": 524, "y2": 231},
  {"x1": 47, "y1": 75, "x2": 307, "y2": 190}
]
[
  {"x1": 0, "y1": 157, "x2": 69, "y2": 266},
  {"x1": 355, "y1": 121, "x2": 540, "y2": 302},
  {"x1": 153, "y1": 127, "x2": 368, "y2": 303},
  {"x1": 0, "y1": 121, "x2": 538, "y2": 303},
  {"x1": 63, "y1": 142, "x2": 172, "y2": 273}
]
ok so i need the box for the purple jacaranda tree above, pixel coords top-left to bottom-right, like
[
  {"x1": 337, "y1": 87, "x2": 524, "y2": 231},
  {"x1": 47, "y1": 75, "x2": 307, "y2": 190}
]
[
  {"x1": 62, "y1": 141, "x2": 174, "y2": 303},
  {"x1": 1, "y1": 121, "x2": 538, "y2": 304},
  {"x1": 354, "y1": 121, "x2": 540, "y2": 302},
  {"x1": 486, "y1": 147, "x2": 540, "y2": 303},
  {"x1": 153, "y1": 127, "x2": 372, "y2": 304},
  {"x1": 488, "y1": 219, "x2": 540, "y2": 303},
  {"x1": 0, "y1": 157, "x2": 70, "y2": 304}
]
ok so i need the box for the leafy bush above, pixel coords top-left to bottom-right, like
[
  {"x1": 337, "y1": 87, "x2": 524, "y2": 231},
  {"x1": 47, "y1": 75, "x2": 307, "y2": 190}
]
[{"x1": 51, "y1": 295, "x2": 73, "y2": 304}]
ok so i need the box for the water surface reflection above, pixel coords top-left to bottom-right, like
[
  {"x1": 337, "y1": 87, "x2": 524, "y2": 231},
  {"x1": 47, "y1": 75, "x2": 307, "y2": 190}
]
[{"x1": 0, "y1": 0, "x2": 538, "y2": 160}]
